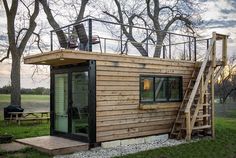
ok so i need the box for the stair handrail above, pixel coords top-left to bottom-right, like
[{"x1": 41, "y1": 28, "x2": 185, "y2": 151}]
[{"x1": 184, "y1": 32, "x2": 217, "y2": 113}]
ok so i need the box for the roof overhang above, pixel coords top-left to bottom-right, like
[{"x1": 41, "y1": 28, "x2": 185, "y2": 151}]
[
  {"x1": 24, "y1": 50, "x2": 92, "y2": 66},
  {"x1": 24, "y1": 49, "x2": 196, "y2": 67}
]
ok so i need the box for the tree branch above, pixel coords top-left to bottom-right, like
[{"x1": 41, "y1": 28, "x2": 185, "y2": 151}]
[
  {"x1": 2, "y1": 0, "x2": 10, "y2": 14},
  {"x1": 164, "y1": 14, "x2": 192, "y2": 32},
  {"x1": 104, "y1": 0, "x2": 148, "y2": 56},
  {"x1": 223, "y1": 88, "x2": 236, "y2": 104},
  {"x1": 145, "y1": 0, "x2": 154, "y2": 20},
  {"x1": 114, "y1": 0, "x2": 124, "y2": 23},
  {"x1": 18, "y1": 0, "x2": 40, "y2": 55},
  {"x1": 0, "y1": 47, "x2": 10, "y2": 62},
  {"x1": 103, "y1": 11, "x2": 121, "y2": 23},
  {"x1": 20, "y1": 0, "x2": 31, "y2": 17},
  {"x1": 76, "y1": 0, "x2": 89, "y2": 22},
  {"x1": 16, "y1": 28, "x2": 43, "y2": 54}
]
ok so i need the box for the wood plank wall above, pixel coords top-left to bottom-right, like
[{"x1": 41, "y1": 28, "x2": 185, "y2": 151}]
[{"x1": 96, "y1": 58, "x2": 195, "y2": 142}]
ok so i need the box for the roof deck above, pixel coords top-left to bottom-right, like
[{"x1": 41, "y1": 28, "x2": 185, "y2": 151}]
[{"x1": 24, "y1": 18, "x2": 214, "y2": 66}]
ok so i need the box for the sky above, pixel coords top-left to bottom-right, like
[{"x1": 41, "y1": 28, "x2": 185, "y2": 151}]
[{"x1": 0, "y1": 0, "x2": 236, "y2": 88}]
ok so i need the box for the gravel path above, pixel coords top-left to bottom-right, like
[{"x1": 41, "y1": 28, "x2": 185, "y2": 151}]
[{"x1": 55, "y1": 137, "x2": 187, "y2": 158}]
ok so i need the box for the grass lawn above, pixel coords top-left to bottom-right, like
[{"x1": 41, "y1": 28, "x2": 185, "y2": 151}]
[
  {"x1": 0, "y1": 94, "x2": 51, "y2": 157},
  {"x1": 117, "y1": 116, "x2": 236, "y2": 158},
  {"x1": 0, "y1": 121, "x2": 49, "y2": 139},
  {"x1": 0, "y1": 148, "x2": 51, "y2": 158},
  {"x1": 0, "y1": 94, "x2": 235, "y2": 158},
  {"x1": 0, "y1": 94, "x2": 49, "y2": 102},
  {"x1": 0, "y1": 120, "x2": 50, "y2": 158}
]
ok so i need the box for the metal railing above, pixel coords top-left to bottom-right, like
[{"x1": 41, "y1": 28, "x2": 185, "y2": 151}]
[{"x1": 50, "y1": 18, "x2": 210, "y2": 61}]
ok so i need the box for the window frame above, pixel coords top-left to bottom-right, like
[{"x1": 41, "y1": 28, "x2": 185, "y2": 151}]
[{"x1": 139, "y1": 75, "x2": 183, "y2": 103}]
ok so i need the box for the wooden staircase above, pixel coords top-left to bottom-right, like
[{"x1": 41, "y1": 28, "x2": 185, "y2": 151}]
[{"x1": 170, "y1": 32, "x2": 228, "y2": 140}]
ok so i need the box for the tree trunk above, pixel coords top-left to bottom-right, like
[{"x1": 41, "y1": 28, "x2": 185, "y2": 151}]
[
  {"x1": 11, "y1": 53, "x2": 21, "y2": 106},
  {"x1": 153, "y1": 42, "x2": 163, "y2": 57},
  {"x1": 153, "y1": 33, "x2": 165, "y2": 58}
]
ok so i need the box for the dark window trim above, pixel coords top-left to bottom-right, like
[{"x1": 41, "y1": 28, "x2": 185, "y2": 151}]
[{"x1": 140, "y1": 75, "x2": 183, "y2": 104}]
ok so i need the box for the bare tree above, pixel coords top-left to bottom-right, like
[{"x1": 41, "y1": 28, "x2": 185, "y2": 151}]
[
  {"x1": 215, "y1": 56, "x2": 236, "y2": 115},
  {"x1": 1, "y1": 0, "x2": 40, "y2": 106},
  {"x1": 102, "y1": 0, "x2": 202, "y2": 57},
  {"x1": 0, "y1": 0, "x2": 90, "y2": 106}
]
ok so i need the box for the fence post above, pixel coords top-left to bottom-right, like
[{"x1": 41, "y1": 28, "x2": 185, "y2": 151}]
[
  {"x1": 50, "y1": 31, "x2": 53, "y2": 51},
  {"x1": 163, "y1": 45, "x2": 166, "y2": 59},
  {"x1": 169, "y1": 33, "x2": 171, "y2": 59},
  {"x1": 88, "y1": 19, "x2": 93, "y2": 52},
  {"x1": 184, "y1": 43, "x2": 186, "y2": 60},
  {"x1": 194, "y1": 37, "x2": 197, "y2": 61},
  {"x1": 188, "y1": 37, "x2": 191, "y2": 61},
  {"x1": 120, "y1": 25, "x2": 123, "y2": 54},
  {"x1": 146, "y1": 29, "x2": 148, "y2": 53},
  {"x1": 68, "y1": 26, "x2": 71, "y2": 49},
  {"x1": 104, "y1": 38, "x2": 106, "y2": 53}
]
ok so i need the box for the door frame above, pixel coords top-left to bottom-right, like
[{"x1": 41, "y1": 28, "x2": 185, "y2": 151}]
[{"x1": 50, "y1": 61, "x2": 96, "y2": 144}]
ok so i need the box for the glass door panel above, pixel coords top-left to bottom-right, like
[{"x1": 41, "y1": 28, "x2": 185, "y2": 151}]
[
  {"x1": 54, "y1": 74, "x2": 68, "y2": 133},
  {"x1": 71, "y1": 71, "x2": 89, "y2": 135}
]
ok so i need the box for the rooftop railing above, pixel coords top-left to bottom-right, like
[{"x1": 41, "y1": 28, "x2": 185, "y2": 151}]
[{"x1": 50, "y1": 18, "x2": 210, "y2": 61}]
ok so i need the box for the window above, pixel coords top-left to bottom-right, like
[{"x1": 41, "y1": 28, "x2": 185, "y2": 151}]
[
  {"x1": 140, "y1": 76, "x2": 182, "y2": 103},
  {"x1": 140, "y1": 77, "x2": 154, "y2": 102}
]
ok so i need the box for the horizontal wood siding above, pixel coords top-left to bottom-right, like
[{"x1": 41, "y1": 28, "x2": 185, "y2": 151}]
[{"x1": 96, "y1": 59, "x2": 195, "y2": 142}]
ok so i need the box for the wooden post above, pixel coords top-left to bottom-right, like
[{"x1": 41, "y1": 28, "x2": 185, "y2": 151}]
[
  {"x1": 211, "y1": 72, "x2": 215, "y2": 139},
  {"x1": 211, "y1": 33, "x2": 216, "y2": 138},
  {"x1": 212, "y1": 32, "x2": 216, "y2": 68},
  {"x1": 222, "y1": 36, "x2": 227, "y2": 66},
  {"x1": 202, "y1": 77, "x2": 207, "y2": 127},
  {"x1": 186, "y1": 112, "x2": 191, "y2": 140}
]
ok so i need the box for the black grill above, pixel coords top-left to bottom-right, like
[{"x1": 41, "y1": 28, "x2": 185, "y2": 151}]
[{"x1": 3, "y1": 105, "x2": 24, "y2": 120}]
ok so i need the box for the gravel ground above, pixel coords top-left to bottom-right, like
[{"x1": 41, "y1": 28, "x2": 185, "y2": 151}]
[{"x1": 55, "y1": 136, "x2": 188, "y2": 158}]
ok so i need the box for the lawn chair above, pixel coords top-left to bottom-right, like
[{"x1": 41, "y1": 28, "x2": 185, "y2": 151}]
[
  {"x1": 55, "y1": 30, "x2": 78, "y2": 49},
  {"x1": 74, "y1": 24, "x2": 102, "y2": 52},
  {"x1": 55, "y1": 30, "x2": 68, "y2": 49}
]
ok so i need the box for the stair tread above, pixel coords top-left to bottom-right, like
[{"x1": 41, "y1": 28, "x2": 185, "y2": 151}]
[
  {"x1": 184, "y1": 97, "x2": 199, "y2": 101},
  {"x1": 193, "y1": 125, "x2": 211, "y2": 130},
  {"x1": 175, "y1": 120, "x2": 183, "y2": 124},
  {"x1": 171, "y1": 132, "x2": 179, "y2": 135},
  {"x1": 197, "y1": 114, "x2": 210, "y2": 118},
  {"x1": 182, "y1": 125, "x2": 211, "y2": 130},
  {"x1": 192, "y1": 103, "x2": 210, "y2": 106}
]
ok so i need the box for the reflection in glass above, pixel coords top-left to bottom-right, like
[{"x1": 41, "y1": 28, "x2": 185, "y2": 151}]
[
  {"x1": 155, "y1": 77, "x2": 168, "y2": 101},
  {"x1": 141, "y1": 77, "x2": 154, "y2": 102},
  {"x1": 72, "y1": 72, "x2": 89, "y2": 135},
  {"x1": 169, "y1": 77, "x2": 180, "y2": 101},
  {"x1": 54, "y1": 74, "x2": 68, "y2": 133}
]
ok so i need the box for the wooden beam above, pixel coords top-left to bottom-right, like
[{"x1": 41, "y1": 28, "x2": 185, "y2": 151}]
[
  {"x1": 211, "y1": 71, "x2": 215, "y2": 139},
  {"x1": 185, "y1": 112, "x2": 191, "y2": 140},
  {"x1": 212, "y1": 32, "x2": 217, "y2": 68},
  {"x1": 222, "y1": 36, "x2": 227, "y2": 66}
]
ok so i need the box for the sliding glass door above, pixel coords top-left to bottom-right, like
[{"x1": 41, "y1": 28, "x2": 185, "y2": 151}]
[
  {"x1": 54, "y1": 74, "x2": 68, "y2": 133},
  {"x1": 71, "y1": 72, "x2": 89, "y2": 136},
  {"x1": 52, "y1": 66, "x2": 90, "y2": 142}
]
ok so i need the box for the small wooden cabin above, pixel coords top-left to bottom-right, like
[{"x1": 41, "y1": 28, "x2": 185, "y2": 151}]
[{"x1": 24, "y1": 19, "x2": 228, "y2": 147}]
